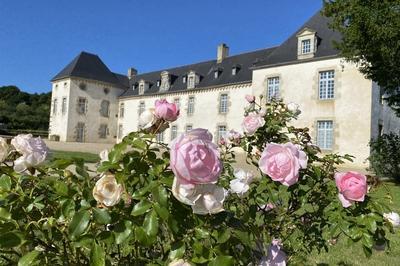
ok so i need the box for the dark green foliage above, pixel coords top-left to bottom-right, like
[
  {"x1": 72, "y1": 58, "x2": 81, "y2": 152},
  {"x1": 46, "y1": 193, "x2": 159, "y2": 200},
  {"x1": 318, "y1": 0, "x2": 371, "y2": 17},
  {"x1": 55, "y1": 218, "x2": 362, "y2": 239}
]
[
  {"x1": 0, "y1": 85, "x2": 50, "y2": 131},
  {"x1": 323, "y1": 0, "x2": 400, "y2": 115},
  {"x1": 368, "y1": 132, "x2": 400, "y2": 180}
]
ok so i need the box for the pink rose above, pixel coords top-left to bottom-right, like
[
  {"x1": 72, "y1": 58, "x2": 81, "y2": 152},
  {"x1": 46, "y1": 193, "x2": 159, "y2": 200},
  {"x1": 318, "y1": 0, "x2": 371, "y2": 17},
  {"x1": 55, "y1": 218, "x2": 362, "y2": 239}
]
[
  {"x1": 242, "y1": 113, "x2": 265, "y2": 135},
  {"x1": 335, "y1": 171, "x2": 367, "y2": 208},
  {"x1": 259, "y1": 143, "x2": 307, "y2": 186},
  {"x1": 154, "y1": 99, "x2": 179, "y2": 122},
  {"x1": 170, "y1": 128, "x2": 222, "y2": 184},
  {"x1": 245, "y1": 94, "x2": 255, "y2": 103}
]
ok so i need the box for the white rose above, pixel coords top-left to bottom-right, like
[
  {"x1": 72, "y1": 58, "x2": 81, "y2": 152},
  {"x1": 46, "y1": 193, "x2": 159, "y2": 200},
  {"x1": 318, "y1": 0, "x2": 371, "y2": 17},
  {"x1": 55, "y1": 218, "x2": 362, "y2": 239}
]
[
  {"x1": 287, "y1": 102, "x2": 300, "y2": 114},
  {"x1": 0, "y1": 137, "x2": 9, "y2": 162},
  {"x1": 99, "y1": 149, "x2": 109, "y2": 162},
  {"x1": 168, "y1": 259, "x2": 192, "y2": 266},
  {"x1": 383, "y1": 212, "x2": 400, "y2": 227},
  {"x1": 172, "y1": 177, "x2": 226, "y2": 215},
  {"x1": 229, "y1": 169, "x2": 254, "y2": 197},
  {"x1": 11, "y1": 134, "x2": 49, "y2": 173},
  {"x1": 93, "y1": 174, "x2": 124, "y2": 207},
  {"x1": 139, "y1": 108, "x2": 157, "y2": 130}
]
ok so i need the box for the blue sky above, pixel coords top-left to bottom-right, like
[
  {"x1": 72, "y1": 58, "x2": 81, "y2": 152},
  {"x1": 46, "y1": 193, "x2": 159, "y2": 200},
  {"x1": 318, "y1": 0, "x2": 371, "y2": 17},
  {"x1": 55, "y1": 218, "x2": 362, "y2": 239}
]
[{"x1": 0, "y1": 0, "x2": 322, "y2": 94}]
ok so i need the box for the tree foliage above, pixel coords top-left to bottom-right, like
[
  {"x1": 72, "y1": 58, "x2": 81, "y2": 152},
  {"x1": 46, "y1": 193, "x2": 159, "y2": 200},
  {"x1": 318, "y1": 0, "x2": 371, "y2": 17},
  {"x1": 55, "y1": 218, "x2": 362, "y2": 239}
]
[
  {"x1": 323, "y1": 0, "x2": 400, "y2": 115},
  {"x1": 0, "y1": 86, "x2": 51, "y2": 131}
]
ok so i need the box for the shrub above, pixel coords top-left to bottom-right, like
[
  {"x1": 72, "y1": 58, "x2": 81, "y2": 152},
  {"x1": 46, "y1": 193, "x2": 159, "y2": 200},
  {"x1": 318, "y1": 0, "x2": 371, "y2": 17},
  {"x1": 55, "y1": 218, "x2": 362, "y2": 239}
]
[
  {"x1": 0, "y1": 98, "x2": 396, "y2": 265},
  {"x1": 369, "y1": 132, "x2": 400, "y2": 180}
]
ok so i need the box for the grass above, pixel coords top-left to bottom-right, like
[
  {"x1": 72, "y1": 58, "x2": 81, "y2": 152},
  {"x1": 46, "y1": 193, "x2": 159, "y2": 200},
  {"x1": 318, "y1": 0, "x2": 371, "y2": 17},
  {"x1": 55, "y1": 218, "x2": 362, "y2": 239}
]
[
  {"x1": 50, "y1": 150, "x2": 100, "y2": 163},
  {"x1": 309, "y1": 181, "x2": 400, "y2": 266}
]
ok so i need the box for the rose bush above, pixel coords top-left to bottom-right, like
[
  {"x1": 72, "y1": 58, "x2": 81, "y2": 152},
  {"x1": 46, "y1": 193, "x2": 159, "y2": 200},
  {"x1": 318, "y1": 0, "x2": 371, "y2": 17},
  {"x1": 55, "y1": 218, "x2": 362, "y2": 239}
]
[{"x1": 0, "y1": 97, "x2": 396, "y2": 265}]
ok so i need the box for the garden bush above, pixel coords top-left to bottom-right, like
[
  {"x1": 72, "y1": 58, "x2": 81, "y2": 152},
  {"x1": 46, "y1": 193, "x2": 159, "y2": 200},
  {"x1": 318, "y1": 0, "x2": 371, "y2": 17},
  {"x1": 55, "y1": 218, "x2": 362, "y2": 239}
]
[
  {"x1": 0, "y1": 97, "x2": 397, "y2": 265},
  {"x1": 369, "y1": 132, "x2": 400, "y2": 181}
]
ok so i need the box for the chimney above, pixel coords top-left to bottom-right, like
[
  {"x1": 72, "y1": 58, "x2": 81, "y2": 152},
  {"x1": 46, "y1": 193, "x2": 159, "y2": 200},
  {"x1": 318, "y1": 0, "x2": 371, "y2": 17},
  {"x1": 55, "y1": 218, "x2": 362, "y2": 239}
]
[
  {"x1": 128, "y1": 67, "x2": 137, "y2": 79},
  {"x1": 217, "y1": 43, "x2": 229, "y2": 63}
]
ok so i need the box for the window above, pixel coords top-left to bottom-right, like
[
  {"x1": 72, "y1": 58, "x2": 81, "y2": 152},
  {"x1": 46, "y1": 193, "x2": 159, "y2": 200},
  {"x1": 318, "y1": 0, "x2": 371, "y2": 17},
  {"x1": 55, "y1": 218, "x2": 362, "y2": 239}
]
[
  {"x1": 76, "y1": 122, "x2": 85, "y2": 142},
  {"x1": 100, "y1": 100, "x2": 110, "y2": 117},
  {"x1": 79, "y1": 82, "x2": 86, "y2": 90},
  {"x1": 301, "y1": 39, "x2": 311, "y2": 54},
  {"x1": 77, "y1": 97, "x2": 87, "y2": 114},
  {"x1": 183, "y1": 76, "x2": 187, "y2": 83},
  {"x1": 139, "y1": 83, "x2": 144, "y2": 95},
  {"x1": 317, "y1": 121, "x2": 333, "y2": 149},
  {"x1": 156, "y1": 80, "x2": 161, "y2": 87},
  {"x1": 267, "y1": 77, "x2": 280, "y2": 100},
  {"x1": 104, "y1": 88, "x2": 109, "y2": 95},
  {"x1": 139, "y1": 102, "x2": 145, "y2": 115},
  {"x1": 214, "y1": 70, "x2": 220, "y2": 79},
  {"x1": 156, "y1": 132, "x2": 164, "y2": 142},
  {"x1": 64, "y1": 82, "x2": 67, "y2": 88},
  {"x1": 99, "y1": 124, "x2": 108, "y2": 139},
  {"x1": 186, "y1": 125, "x2": 193, "y2": 133},
  {"x1": 319, "y1": 70, "x2": 335, "y2": 99},
  {"x1": 171, "y1": 125, "x2": 178, "y2": 140},
  {"x1": 119, "y1": 103, "x2": 125, "y2": 118},
  {"x1": 118, "y1": 124, "x2": 123, "y2": 139},
  {"x1": 61, "y1": 97, "x2": 67, "y2": 115},
  {"x1": 52, "y1": 99, "x2": 58, "y2": 115},
  {"x1": 217, "y1": 125, "x2": 227, "y2": 142},
  {"x1": 188, "y1": 76, "x2": 195, "y2": 89},
  {"x1": 232, "y1": 67, "x2": 237, "y2": 75},
  {"x1": 174, "y1": 98, "x2": 180, "y2": 109},
  {"x1": 187, "y1": 96, "x2": 195, "y2": 115},
  {"x1": 219, "y1": 94, "x2": 228, "y2": 113},
  {"x1": 160, "y1": 71, "x2": 170, "y2": 91}
]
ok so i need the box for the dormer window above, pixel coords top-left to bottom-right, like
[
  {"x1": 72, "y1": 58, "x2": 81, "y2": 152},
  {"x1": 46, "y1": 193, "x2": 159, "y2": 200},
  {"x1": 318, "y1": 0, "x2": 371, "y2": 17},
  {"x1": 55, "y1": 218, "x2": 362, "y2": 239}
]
[
  {"x1": 213, "y1": 67, "x2": 223, "y2": 79},
  {"x1": 296, "y1": 27, "x2": 318, "y2": 60},
  {"x1": 232, "y1": 64, "x2": 240, "y2": 76},
  {"x1": 187, "y1": 70, "x2": 199, "y2": 89},
  {"x1": 156, "y1": 80, "x2": 161, "y2": 87},
  {"x1": 183, "y1": 76, "x2": 187, "y2": 83},
  {"x1": 139, "y1": 84, "x2": 144, "y2": 95},
  {"x1": 160, "y1": 71, "x2": 171, "y2": 91}
]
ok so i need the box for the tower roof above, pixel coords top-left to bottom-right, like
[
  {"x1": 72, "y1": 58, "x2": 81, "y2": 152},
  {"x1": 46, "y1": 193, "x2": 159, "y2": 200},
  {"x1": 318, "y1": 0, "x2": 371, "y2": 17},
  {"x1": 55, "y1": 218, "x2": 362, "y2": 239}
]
[{"x1": 51, "y1": 51, "x2": 128, "y2": 88}]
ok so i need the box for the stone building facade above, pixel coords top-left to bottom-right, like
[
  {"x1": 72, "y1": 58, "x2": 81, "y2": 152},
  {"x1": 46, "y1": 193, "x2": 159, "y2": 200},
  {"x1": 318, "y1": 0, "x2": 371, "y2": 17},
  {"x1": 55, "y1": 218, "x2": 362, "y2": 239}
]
[{"x1": 49, "y1": 11, "x2": 400, "y2": 168}]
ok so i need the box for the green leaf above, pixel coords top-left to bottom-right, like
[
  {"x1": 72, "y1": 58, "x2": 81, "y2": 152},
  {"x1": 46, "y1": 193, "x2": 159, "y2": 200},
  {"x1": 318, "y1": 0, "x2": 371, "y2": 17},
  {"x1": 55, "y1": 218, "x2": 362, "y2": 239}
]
[
  {"x1": 114, "y1": 220, "x2": 132, "y2": 245},
  {"x1": 154, "y1": 203, "x2": 169, "y2": 220},
  {"x1": 68, "y1": 210, "x2": 90, "y2": 239},
  {"x1": 0, "y1": 232, "x2": 23, "y2": 248},
  {"x1": 93, "y1": 208, "x2": 111, "y2": 225},
  {"x1": 62, "y1": 199, "x2": 75, "y2": 218},
  {"x1": 131, "y1": 199, "x2": 152, "y2": 216},
  {"x1": 90, "y1": 241, "x2": 105, "y2": 266},
  {"x1": 18, "y1": 250, "x2": 40, "y2": 266},
  {"x1": 134, "y1": 226, "x2": 147, "y2": 244},
  {"x1": 53, "y1": 181, "x2": 68, "y2": 196},
  {"x1": 169, "y1": 241, "x2": 185, "y2": 260},
  {"x1": 0, "y1": 175, "x2": 11, "y2": 191},
  {"x1": 195, "y1": 228, "x2": 210, "y2": 239},
  {"x1": 209, "y1": 256, "x2": 234, "y2": 266},
  {"x1": 144, "y1": 210, "x2": 158, "y2": 237},
  {"x1": 152, "y1": 185, "x2": 168, "y2": 207},
  {"x1": 0, "y1": 207, "x2": 11, "y2": 220}
]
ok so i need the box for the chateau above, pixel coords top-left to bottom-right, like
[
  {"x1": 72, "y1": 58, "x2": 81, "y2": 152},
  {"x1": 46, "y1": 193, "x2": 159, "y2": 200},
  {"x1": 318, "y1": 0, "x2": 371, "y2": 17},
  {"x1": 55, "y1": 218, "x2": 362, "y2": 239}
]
[{"x1": 49, "y1": 11, "x2": 400, "y2": 168}]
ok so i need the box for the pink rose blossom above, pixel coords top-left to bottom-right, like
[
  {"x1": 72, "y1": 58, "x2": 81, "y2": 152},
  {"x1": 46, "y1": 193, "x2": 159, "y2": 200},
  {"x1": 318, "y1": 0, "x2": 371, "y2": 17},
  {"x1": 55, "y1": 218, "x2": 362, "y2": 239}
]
[
  {"x1": 242, "y1": 113, "x2": 265, "y2": 135},
  {"x1": 245, "y1": 94, "x2": 256, "y2": 103},
  {"x1": 259, "y1": 143, "x2": 307, "y2": 186},
  {"x1": 154, "y1": 99, "x2": 179, "y2": 122},
  {"x1": 335, "y1": 171, "x2": 367, "y2": 208},
  {"x1": 169, "y1": 128, "x2": 222, "y2": 184}
]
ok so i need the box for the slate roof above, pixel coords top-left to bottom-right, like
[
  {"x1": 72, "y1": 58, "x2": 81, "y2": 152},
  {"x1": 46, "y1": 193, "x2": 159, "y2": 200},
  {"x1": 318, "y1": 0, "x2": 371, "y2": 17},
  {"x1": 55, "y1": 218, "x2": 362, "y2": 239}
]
[
  {"x1": 254, "y1": 11, "x2": 342, "y2": 68},
  {"x1": 51, "y1": 52, "x2": 129, "y2": 89},
  {"x1": 119, "y1": 47, "x2": 276, "y2": 98}
]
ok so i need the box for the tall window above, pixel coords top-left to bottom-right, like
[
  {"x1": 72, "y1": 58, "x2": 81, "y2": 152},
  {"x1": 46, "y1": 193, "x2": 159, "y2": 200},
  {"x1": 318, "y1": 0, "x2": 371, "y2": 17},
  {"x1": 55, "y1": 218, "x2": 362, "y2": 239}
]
[
  {"x1": 171, "y1": 125, "x2": 178, "y2": 140},
  {"x1": 186, "y1": 125, "x2": 193, "y2": 133},
  {"x1": 219, "y1": 94, "x2": 228, "y2": 113},
  {"x1": 99, "y1": 124, "x2": 108, "y2": 139},
  {"x1": 301, "y1": 39, "x2": 311, "y2": 54},
  {"x1": 61, "y1": 97, "x2": 67, "y2": 115},
  {"x1": 139, "y1": 102, "x2": 145, "y2": 115},
  {"x1": 317, "y1": 121, "x2": 333, "y2": 149},
  {"x1": 100, "y1": 100, "x2": 110, "y2": 117},
  {"x1": 319, "y1": 70, "x2": 335, "y2": 99},
  {"x1": 118, "y1": 124, "x2": 123, "y2": 139},
  {"x1": 76, "y1": 122, "x2": 85, "y2": 142},
  {"x1": 174, "y1": 98, "x2": 180, "y2": 109},
  {"x1": 217, "y1": 125, "x2": 227, "y2": 142},
  {"x1": 267, "y1": 77, "x2": 280, "y2": 100},
  {"x1": 77, "y1": 97, "x2": 87, "y2": 114},
  {"x1": 119, "y1": 103, "x2": 125, "y2": 118},
  {"x1": 139, "y1": 84, "x2": 144, "y2": 95},
  {"x1": 52, "y1": 99, "x2": 58, "y2": 115},
  {"x1": 188, "y1": 76, "x2": 195, "y2": 89},
  {"x1": 187, "y1": 96, "x2": 195, "y2": 115},
  {"x1": 156, "y1": 132, "x2": 164, "y2": 142}
]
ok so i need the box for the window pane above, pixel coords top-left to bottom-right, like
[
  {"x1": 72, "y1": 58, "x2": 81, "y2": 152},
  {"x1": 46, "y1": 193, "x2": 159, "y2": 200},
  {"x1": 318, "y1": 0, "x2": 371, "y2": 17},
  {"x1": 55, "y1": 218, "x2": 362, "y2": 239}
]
[
  {"x1": 219, "y1": 94, "x2": 228, "y2": 113},
  {"x1": 139, "y1": 102, "x2": 145, "y2": 115},
  {"x1": 188, "y1": 97, "x2": 194, "y2": 115},
  {"x1": 267, "y1": 77, "x2": 280, "y2": 100},
  {"x1": 120, "y1": 103, "x2": 124, "y2": 118},
  {"x1": 301, "y1": 39, "x2": 311, "y2": 54},
  {"x1": 171, "y1": 125, "x2": 178, "y2": 140},
  {"x1": 319, "y1": 71, "x2": 335, "y2": 99},
  {"x1": 186, "y1": 125, "x2": 192, "y2": 133},
  {"x1": 317, "y1": 121, "x2": 333, "y2": 149}
]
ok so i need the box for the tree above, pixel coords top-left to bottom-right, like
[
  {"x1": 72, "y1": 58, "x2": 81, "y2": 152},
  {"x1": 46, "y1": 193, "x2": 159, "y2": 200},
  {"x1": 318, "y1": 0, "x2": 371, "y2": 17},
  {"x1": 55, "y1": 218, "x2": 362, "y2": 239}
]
[{"x1": 323, "y1": 0, "x2": 400, "y2": 115}]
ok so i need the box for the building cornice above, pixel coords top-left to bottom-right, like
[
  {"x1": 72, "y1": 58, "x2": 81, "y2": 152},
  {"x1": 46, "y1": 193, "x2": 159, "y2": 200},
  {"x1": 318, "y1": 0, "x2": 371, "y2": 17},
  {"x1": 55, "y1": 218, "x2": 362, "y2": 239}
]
[{"x1": 250, "y1": 55, "x2": 341, "y2": 70}]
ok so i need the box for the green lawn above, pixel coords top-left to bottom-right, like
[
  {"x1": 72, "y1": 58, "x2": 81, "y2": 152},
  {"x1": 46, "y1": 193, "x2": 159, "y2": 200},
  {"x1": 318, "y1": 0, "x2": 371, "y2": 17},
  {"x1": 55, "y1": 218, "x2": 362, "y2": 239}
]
[
  {"x1": 309, "y1": 181, "x2": 400, "y2": 266},
  {"x1": 50, "y1": 150, "x2": 100, "y2": 163}
]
